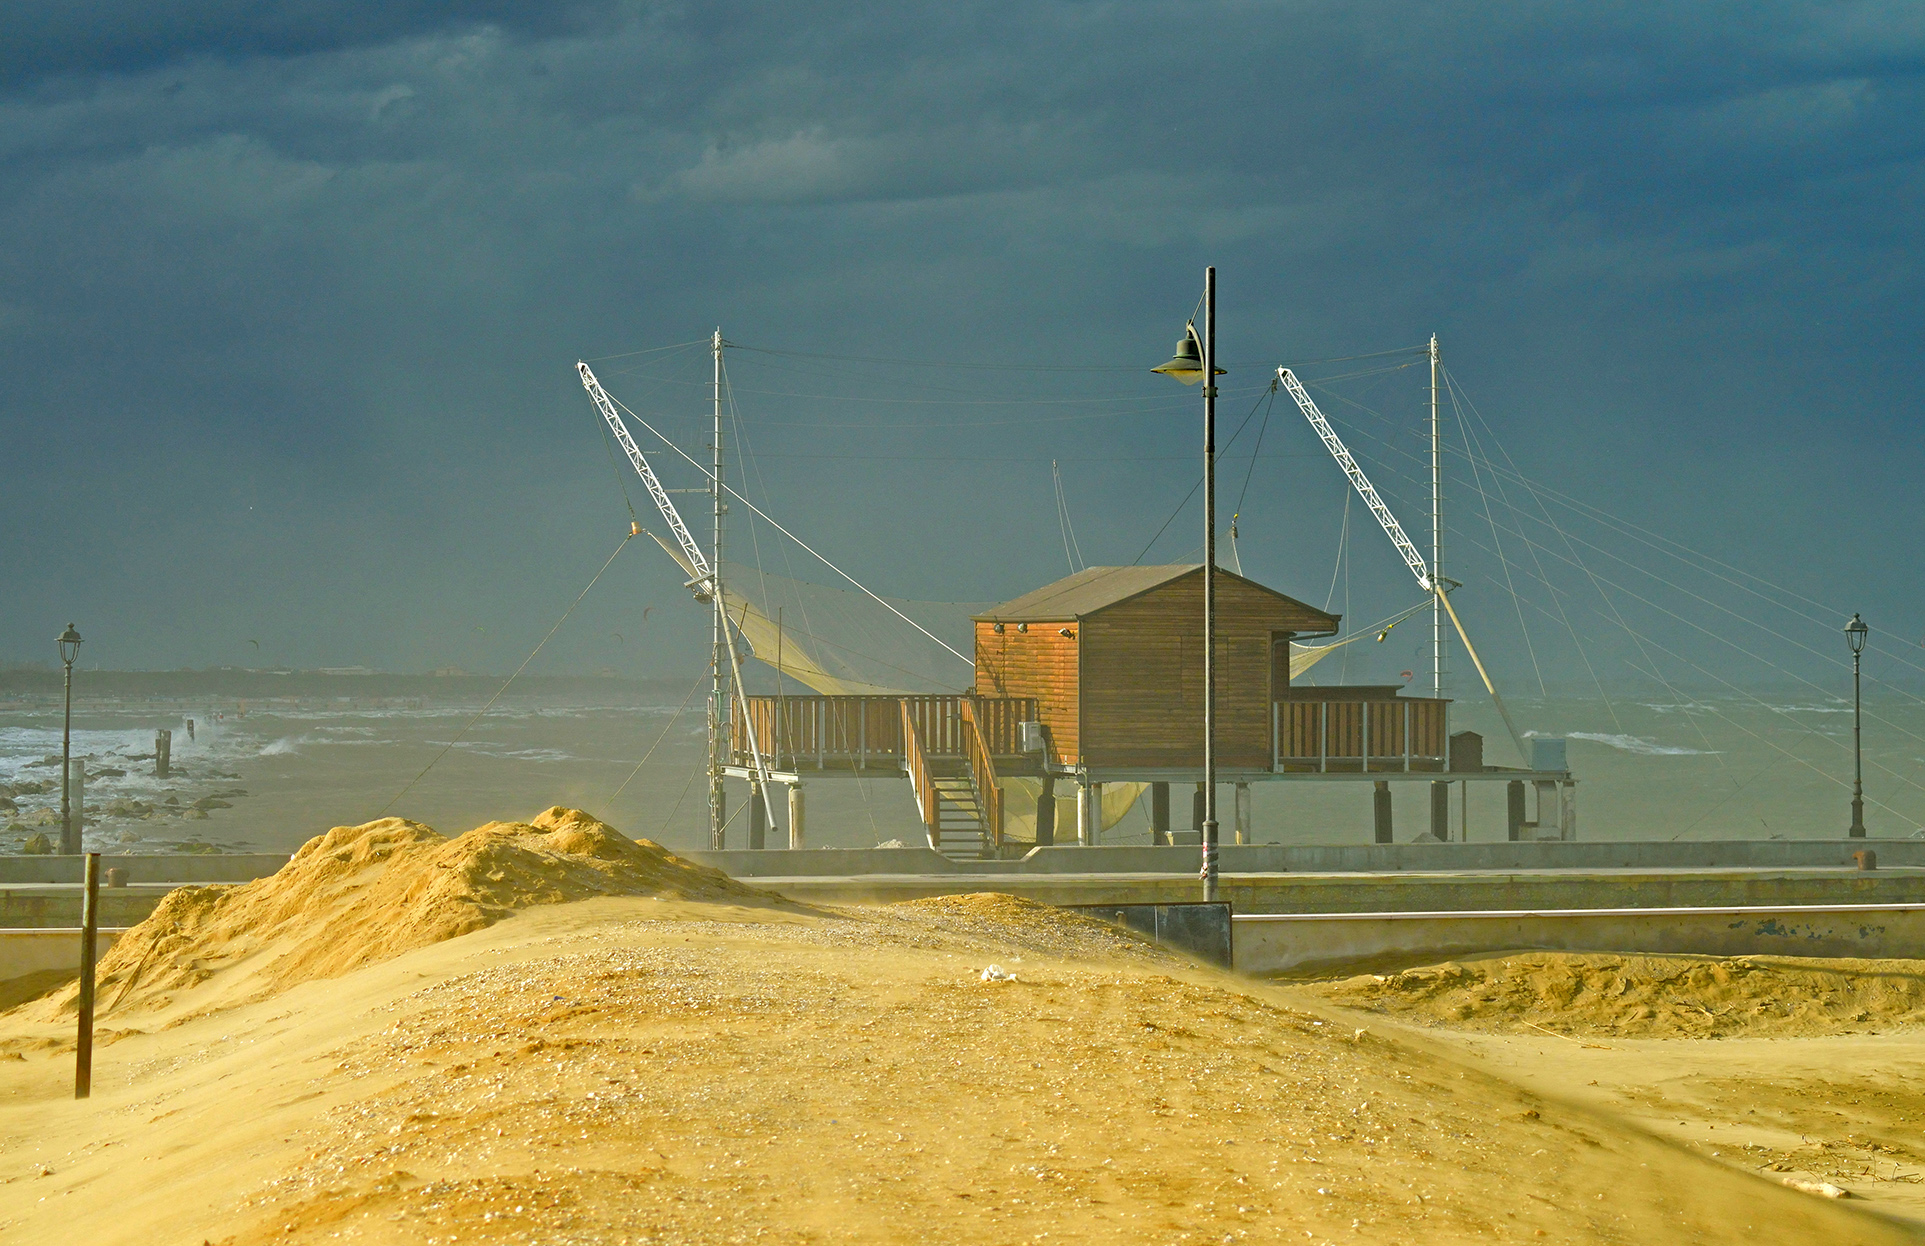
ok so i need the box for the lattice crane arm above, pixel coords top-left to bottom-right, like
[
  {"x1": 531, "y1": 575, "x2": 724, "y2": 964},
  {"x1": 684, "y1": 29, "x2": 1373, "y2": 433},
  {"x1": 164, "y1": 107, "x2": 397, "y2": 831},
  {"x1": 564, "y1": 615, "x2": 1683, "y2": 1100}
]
[
  {"x1": 1278, "y1": 367, "x2": 1432, "y2": 592},
  {"x1": 1280, "y1": 366, "x2": 1531, "y2": 764},
  {"x1": 578, "y1": 361, "x2": 714, "y2": 596}
]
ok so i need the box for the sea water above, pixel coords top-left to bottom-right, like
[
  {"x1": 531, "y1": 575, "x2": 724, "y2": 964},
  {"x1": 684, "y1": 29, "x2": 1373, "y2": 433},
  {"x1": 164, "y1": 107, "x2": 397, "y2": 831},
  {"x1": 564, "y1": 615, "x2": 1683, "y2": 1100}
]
[{"x1": 2, "y1": 690, "x2": 1921, "y2": 856}]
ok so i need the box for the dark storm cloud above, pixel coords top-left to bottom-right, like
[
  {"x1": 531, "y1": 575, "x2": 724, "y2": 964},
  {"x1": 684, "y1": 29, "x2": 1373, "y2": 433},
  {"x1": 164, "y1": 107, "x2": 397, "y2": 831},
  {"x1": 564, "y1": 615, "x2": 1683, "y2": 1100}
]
[
  {"x1": 2, "y1": 2, "x2": 609, "y2": 84},
  {"x1": 2, "y1": 3, "x2": 1922, "y2": 678}
]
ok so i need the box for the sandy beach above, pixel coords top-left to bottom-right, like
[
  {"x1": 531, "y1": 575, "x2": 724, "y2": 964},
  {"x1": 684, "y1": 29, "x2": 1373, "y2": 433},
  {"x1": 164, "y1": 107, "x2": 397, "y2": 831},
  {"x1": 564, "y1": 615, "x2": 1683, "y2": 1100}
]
[{"x1": 0, "y1": 810, "x2": 1916, "y2": 1244}]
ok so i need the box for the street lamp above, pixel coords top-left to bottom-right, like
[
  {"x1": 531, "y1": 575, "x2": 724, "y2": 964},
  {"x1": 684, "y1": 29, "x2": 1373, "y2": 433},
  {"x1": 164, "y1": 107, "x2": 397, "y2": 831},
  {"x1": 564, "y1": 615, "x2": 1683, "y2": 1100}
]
[
  {"x1": 1152, "y1": 268, "x2": 1226, "y2": 900},
  {"x1": 57, "y1": 623, "x2": 83, "y2": 855},
  {"x1": 1846, "y1": 612, "x2": 1868, "y2": 838}
]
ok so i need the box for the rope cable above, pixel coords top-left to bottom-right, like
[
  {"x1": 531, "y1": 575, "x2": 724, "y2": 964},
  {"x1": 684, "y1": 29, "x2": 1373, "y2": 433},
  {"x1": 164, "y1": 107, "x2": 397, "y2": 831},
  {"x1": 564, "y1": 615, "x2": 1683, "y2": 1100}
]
[
  {"x1": 374, "y1": 534, "x2": 631, "y2": 818},
  {"x1": 600, "y1": 389, "x2": 972, "y2": 667},
  {"x1": 609, "y1": 673, "x2": 706, "y2": 804},
  {"x1": 1131, "y1": 386, "x2": 1276, "y2": 564}
]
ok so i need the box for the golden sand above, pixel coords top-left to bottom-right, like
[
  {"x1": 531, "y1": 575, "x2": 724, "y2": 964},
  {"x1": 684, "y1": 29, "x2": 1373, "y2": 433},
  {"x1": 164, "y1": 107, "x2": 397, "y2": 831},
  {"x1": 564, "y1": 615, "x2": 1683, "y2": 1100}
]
[
  {"x1": 28, "y1": 807, "x2": 772, "y2": 1028},
  {"x1": 1313, "y1": 951, "x2": 1925, "y2": 1039},
  {"x1": 0, "y1": 815, "x2": 1912, "y2": 1244}
]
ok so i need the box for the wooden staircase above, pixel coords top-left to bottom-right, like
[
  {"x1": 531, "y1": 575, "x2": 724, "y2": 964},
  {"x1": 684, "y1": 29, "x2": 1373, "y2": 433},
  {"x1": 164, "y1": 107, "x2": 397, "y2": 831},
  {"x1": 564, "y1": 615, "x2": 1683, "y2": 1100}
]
[{"x1": 928, "y1": 769, "x2": 990, "y2": 859}]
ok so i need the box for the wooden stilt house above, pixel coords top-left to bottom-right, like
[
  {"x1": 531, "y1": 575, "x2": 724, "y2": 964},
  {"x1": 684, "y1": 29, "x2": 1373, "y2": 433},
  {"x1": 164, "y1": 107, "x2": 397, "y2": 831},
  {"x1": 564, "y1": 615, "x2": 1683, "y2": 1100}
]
[{"x1": 971, "y1": 565, "x2": 1341, "y2": 772}]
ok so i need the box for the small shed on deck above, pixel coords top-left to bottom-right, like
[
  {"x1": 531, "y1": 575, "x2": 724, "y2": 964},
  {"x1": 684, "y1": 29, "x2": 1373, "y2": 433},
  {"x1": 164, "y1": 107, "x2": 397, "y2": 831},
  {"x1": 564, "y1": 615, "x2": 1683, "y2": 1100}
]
[{"x1": 971, "y1": 564, "x2": 1340, "y2": 771}]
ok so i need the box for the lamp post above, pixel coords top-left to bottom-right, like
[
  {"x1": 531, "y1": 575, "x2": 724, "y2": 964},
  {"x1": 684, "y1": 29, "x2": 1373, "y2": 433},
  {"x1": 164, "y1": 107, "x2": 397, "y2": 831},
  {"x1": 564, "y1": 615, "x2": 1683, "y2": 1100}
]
[
  {"x1": 1846, "y1": 612, "x2": 1868, "y2": 838},
  {"x1": 1152, "y1": 268, "x2": 1224, "y2": 900},
  {"x1": 57, "y1": 623, "x2": 83, "y2": 855}
]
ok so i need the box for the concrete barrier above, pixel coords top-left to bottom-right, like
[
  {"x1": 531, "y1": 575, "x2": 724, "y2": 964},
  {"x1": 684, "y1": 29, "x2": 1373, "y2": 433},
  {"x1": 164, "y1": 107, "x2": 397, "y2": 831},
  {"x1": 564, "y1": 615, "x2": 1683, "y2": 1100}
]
[
  {"x1": 0, "y1": 854, "x2": 289, "y2": 884},
  {"x1": 0, "y1": 928, "x2": 125, "y2": 978},
  {"x1": 1233, "y1": 903, "x2": 1925, "y2": 975},
  {"x1": 689, "y1": 846, "x2": 957, "y2": 877},
  {"x1": 1065, "y1": 902, "x2": 1233, "y2": 967},
  {"x1": 1021, "y1": 839, "x2": 1925, "y2": 874}
]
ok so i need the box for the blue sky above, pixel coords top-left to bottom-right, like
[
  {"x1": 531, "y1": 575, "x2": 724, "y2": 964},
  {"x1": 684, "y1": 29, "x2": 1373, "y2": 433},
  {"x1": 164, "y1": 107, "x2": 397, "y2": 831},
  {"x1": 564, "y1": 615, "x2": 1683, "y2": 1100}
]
[{"x1": 3, "y1": 2, "x2": 1921, "y2": 694}]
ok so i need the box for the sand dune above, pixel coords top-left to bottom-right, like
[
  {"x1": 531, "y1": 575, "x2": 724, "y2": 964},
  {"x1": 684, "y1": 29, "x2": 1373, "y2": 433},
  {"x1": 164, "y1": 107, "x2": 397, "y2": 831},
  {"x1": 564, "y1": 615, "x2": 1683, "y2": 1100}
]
[{"x1": 0, "y1": 812, "x2": 1908, "y2": 1244}]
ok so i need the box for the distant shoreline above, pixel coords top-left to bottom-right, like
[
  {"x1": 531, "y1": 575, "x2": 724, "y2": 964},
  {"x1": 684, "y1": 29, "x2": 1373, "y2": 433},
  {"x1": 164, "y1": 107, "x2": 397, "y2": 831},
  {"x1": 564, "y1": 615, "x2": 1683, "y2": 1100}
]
[{"x1": 0, "y1": 669, "x2": 691, "y2": 703}]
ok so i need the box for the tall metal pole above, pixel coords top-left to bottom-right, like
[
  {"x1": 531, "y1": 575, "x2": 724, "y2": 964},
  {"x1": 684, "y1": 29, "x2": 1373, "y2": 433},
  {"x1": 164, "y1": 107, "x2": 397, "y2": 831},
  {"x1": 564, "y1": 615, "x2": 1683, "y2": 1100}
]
[
  {"x1": 1851, "y1": 647, "x2": 1866, "y2": 837},
  {"x1": 709, "y1": 328, "x2": 727, "y2": 849},
  {"x1": 1201, "y1": 267, "x2": 1219, "y2": 901},
  {"x1": 60, "y1": 652, "x2": 76, "y2": 856},
  {"x1": 1429, "y1": 334, "x2": 1444, "y2": 700}
]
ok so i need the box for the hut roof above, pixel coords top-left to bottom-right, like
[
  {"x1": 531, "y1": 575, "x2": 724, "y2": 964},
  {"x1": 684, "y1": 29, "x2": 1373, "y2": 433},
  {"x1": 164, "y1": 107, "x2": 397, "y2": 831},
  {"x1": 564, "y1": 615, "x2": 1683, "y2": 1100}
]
[{"x1": 974, "y1": 564, "x2": 1339, "y2": 630}]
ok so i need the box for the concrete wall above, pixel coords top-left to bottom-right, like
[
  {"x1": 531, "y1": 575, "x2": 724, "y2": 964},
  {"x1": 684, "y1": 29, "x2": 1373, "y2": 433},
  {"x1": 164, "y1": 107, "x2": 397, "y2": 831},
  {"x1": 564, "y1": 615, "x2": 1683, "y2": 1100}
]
[
  {"x1": 0, "y1": 884, "x2": 188, "y2": 929},
  {"x1": 1019, "y1": 840, "x2": 1913, "y2": 874},
  {"x1": 1234, "y1": 903, "x2": 1925, "y2": 974},
  {"x1": 0, "y1": 854, "x2": 290, "y2": 884},
  {"x1": 0, "y1": 928, "x2": 123, "y2": 978},
  {"x1": 689, "y1": 847, "x2": 957, "y2": 877}
]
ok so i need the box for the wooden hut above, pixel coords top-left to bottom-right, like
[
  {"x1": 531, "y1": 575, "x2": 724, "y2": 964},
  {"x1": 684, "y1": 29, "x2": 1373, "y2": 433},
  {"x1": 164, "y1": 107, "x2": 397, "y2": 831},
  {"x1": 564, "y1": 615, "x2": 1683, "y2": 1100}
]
[{"x1": 971, "y1": 565, "x2": 1340, "y2": 771}]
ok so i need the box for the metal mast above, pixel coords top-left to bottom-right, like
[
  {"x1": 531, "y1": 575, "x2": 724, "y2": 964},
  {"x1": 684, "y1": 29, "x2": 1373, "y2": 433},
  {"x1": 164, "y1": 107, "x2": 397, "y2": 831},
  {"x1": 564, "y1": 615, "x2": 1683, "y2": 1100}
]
[
  {"x1": 709, "y1": 328, "x2": 727, "y2": 849},
  {"x1": 1430, "y1": 333, "x2": 1444, "y2": 699},
  {"x1": 1201, "y1": 267, "x2": 1219, "y2": 902}
]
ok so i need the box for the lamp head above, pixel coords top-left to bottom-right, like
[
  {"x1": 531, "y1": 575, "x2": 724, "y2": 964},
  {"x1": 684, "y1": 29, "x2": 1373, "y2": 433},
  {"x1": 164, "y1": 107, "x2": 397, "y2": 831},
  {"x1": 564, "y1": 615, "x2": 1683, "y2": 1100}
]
[
  {"x1": 57, "y1": 623, "x2": 82, "y2": 666},
  {"x1": 1846, "y1": 612, "x2": 1869, "y2": 655},
  {"x1": 1149, "y1": 322, "x2": 1224, "y2": 385}
]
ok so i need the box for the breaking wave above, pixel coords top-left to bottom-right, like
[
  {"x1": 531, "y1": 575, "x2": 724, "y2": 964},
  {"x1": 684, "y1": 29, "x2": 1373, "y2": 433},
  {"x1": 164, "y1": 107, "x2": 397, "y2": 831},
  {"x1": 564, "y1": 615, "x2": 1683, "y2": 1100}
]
[{"x1": 1567, "y1": 732, "x2": 1718, "y2": 756}]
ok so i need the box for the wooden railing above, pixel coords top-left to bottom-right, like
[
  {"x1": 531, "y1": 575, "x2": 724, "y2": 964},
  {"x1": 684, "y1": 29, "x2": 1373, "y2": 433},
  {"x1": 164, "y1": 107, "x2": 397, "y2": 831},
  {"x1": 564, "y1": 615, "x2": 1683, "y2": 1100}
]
[
  {"x1": 963, "y1": 694, "x2": 1036, "y2": 755},
  {"x1": 959, "y1": 697, "x2": 1004, "y2": 846},
  {"x1": 1274, "y1": 696, "x2": 1449, "y2": 772},
  {"x1": 730, "y1": 694, "x2": 1037, "y2": 769},
  {"x1": 900, "y1": 700, "x2": 940, "y2": 847},
  {"x1": 733, "y1": 695, "x2": 905, "y2": 769}
]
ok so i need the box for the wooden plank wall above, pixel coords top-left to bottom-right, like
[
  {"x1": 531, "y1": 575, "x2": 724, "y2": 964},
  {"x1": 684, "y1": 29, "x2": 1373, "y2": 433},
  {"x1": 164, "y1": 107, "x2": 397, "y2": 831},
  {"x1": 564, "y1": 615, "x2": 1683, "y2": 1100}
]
[
  {"x1": 1079, "y1": 572, "x2": 1330, "y2": 769},
  {"x1": 974, "y1": 622, "x2": 1079, "y2": 765}
]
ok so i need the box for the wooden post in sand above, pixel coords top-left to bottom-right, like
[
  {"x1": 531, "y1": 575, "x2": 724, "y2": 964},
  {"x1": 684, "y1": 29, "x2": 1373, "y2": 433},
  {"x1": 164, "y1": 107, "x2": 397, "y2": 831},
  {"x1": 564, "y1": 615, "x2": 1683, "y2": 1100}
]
[{"x1": 75, "y1": 852, "x2": 100, "y2": 1100}]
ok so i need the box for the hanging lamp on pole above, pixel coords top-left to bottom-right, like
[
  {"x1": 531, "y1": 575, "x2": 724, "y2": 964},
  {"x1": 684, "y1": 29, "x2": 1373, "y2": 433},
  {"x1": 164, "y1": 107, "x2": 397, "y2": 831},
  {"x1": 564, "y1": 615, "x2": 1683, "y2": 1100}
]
[
  {"x1": 1150, "y1": 323, "x2": 1223, "y2": 386},
  {"x1": 57, "y1": 623, "x2": 83, "y2": 856},
  {"x1": 1151, "y1": 273, "x2": 1225, "y2": 900}
]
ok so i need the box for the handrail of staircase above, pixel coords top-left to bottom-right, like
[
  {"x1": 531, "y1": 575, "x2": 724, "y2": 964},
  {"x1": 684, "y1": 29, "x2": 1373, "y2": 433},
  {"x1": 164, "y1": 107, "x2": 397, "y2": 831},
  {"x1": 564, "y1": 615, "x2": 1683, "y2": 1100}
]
[
  {"x1": 959, "y1": 697, "x2": 1004, "y2": 848},
  {"x1": 900, "y1": 699, "x2": 941, "y2": 848}
]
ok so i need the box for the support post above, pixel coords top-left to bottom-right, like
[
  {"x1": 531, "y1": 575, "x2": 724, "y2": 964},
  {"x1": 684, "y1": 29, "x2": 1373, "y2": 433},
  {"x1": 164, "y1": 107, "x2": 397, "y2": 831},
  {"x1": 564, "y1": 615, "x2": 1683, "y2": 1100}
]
[
  {"x1": 1087, "y1": 782, "x2": 1102, "y2": 846},
  {"x1": 1459, "y1": 780, "x2": 1468, "y2": 843},
  {"x1": 75, "y1": 851, "x2": 99, "y2": 1100},
  {"x1": 1234, "y1": 782, "x2": 1252, "y2": 846},
  {"x1": 1507, "y1": 780, "x2": 1527, "y2": 842},
  {"x1": 787, "y1": 782, "x2": 805, "y2": 849},
  {"x1": 1429, "y1": 781, "x2": 1449, "y2": 841},
  {"x1": 1558, "y1": 781, "x2": 1577, "y2": 841},
  {"x1": 155, "y1": 728, "x2": 171, "y2": 779},
  {"x1": 1372, "y1": 781, "x2": 1393, "y2": 844},
  {"x1": 748, "y1": 782, "x2": 766, "y2": 850},
  {"x1": 1535, "y1": 780, "x2": 1557, "y2": 840},
  {"x1": 1151, "y1": 781, "x2": 1170, "y2": 846},
  {"x1": 1035, "y1": 774, "x2": 1055, "y2": 847},
  {"x1": 1076, "y1": 782, "x2": 1093, "y2": 847}
]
